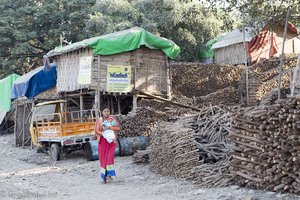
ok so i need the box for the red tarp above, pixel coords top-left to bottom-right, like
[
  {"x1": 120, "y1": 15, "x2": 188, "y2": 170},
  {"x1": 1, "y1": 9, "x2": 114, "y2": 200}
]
[{"x1": 248, "y1": 30, "x2": 279, "y2": 64}]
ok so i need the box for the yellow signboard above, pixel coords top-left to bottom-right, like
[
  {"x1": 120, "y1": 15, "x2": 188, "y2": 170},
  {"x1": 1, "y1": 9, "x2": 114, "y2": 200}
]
[
  {"x1": 107, "y1": 65, "x2": 131, "y2": 92},
  {"x1": 78, "y1": 56, "x2": 92, "y2": 84}
]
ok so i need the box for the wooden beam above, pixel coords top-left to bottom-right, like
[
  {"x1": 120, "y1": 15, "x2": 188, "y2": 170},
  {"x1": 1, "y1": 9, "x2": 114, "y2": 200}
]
[
  {"x1": 135, "y1": 89, "x2": 201, "y2": 111},
  {"x1": 68, "y1": 97, "x2": 80, "y2": 107},
  {"x1": 63, "y1": 91, "x2": 95, "y2": 97}
]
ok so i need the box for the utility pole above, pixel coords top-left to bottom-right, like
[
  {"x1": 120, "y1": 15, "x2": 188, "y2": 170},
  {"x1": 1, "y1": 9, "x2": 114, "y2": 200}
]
[
  {"x1": 242, "y1": 10, "x2": 249, "y2": 105},
  {"x1": 278, "y1": 7, "x2": 291, "y2": 99}
]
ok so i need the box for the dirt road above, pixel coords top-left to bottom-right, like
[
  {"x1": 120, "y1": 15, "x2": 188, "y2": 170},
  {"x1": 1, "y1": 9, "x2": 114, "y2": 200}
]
[{"x1": 0, "y1": 134, "x2": 299, "y2": 200}]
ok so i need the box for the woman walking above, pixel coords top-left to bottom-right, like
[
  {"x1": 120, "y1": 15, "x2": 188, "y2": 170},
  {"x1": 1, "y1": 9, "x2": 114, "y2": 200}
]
[{"x1": 95, "y1": 107, "x2": 120, "y2": 184}]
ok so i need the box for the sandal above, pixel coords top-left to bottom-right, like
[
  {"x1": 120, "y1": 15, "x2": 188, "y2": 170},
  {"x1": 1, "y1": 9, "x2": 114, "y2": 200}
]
[
  {"x1": 106, "y1": 176, "x2": 113, "y2": 182},
  {"x1": 101, "y1": 177, "x2": 107, "y2": 184}
]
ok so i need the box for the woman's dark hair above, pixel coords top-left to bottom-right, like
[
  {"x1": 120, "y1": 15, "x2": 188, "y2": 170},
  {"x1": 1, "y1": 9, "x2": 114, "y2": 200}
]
[{"x1": 100, "y1": 104, "x2": 109, "y2": 111}]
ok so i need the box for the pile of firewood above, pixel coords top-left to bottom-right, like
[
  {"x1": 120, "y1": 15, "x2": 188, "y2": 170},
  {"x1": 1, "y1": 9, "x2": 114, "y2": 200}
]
[
  {"x1": 171, "y1": 62, "x2": 243, "y2": 98},
  {"x1": 240, "y1": 55, "x2": 298, "y2": 106},
  {"x1": 195, "y1": 86, "x2": 239, "y2": 106},
  {"x1": 149, "y1": 121, "x2": 200, "y2": 180},
  {"x1": 132, "y1": 149, "x2": 151, "y2": 164},
  {"x1": 116, "y1": 107, "x2": 169, "y2": 137},
  {"x1": 149, "y1": 105, "x2": 235, "y2": 187},
  {"x1": 229, "y1": 97, "x2": 300, "y2": 194},
  {"x1": 188, "y1": 106, "x2": 234, "y2": 187},
  {"x1": 138, "y1": 98, "x2": 193, "y2": 117}
]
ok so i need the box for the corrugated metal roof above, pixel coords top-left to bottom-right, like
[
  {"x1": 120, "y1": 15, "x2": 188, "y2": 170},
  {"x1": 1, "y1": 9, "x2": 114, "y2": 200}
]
[{"x1": 211, "y1": 28, "x2": 254, "y2": 49}]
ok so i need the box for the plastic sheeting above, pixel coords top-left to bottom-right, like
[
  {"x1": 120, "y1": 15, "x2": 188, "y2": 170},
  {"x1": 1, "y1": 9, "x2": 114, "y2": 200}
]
[
  {"x1": 0, "y1": 73, "x2": 20, "y2": 112},
  {"x1": 12, "y1": 64, "x2": 57, "y2": 99},
  {"x1": 46, "y1": 27, "x2": 180, "y2": 59},
  {"x1": 198, "y1": 34, "x2": 225, "y2": 59},
  {"x1": 248, "y1": 30, "x2": 279, "y2": 64}
]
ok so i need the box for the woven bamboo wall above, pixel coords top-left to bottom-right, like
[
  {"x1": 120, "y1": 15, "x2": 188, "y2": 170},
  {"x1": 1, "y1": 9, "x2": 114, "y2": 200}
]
[
  {"x1": 53, "y1": 47, "x2": 168, "y2": 95},
  {"x1": 215, "y1": 43, "x2": 248, "y2": 65},
  {"x1": 53, "y1": 48, "x2": 93, "y2": 92},
  {"x1": 90, "y1": 47, "x2": 168, "y2": 95}
]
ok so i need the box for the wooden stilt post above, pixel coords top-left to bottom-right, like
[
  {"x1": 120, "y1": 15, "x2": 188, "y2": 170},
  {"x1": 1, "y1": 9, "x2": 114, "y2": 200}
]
[
  {"x1": 97, "y1": 55, "x2": 101, "y2": 110},
  {"x1": 22, "y1": 104, "x2": 25, "y2": 148},
  {"x1": 80, "y1": 89, "x2": 83, "y2": 122},
  {"x1": 118, "y1": 96, "x2": 121, "y2": 114},
  {"x1": 14, "y1": 101, "x2": 18, "y2": 147},
  {"x1": 31, "y1": 101, "x2": 34, "y2": 149},
  {"x1": 132, "y1": 94, "x2": 137, "y2": 113},
  {"x1": 110, "y1": 96, "x2": 114, "y2": 114}
]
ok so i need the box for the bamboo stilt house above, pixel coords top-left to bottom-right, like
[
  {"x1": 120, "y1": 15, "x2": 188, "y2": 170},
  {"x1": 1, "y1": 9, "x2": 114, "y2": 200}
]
[{"x1": 45, "y1": 27, "x2": 180, "y2": 113}]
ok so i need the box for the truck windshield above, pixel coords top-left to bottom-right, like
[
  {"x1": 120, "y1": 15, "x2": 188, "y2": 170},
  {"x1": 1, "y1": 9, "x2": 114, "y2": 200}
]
[{"x1": 34, "y1": 104, "x2": 59, "y2": 122}]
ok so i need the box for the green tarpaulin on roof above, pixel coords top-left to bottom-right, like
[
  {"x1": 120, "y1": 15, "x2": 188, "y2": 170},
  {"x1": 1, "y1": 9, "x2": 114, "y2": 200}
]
[
  {"x1": 198, "y1": 34, "x2": 224, "y2": 59},
  {"x1": 0, "y1": 74, "x2": 20, "y2": 112},
  {"x1": 46, "y1": 27, "x2": 180, "y2": 59}
]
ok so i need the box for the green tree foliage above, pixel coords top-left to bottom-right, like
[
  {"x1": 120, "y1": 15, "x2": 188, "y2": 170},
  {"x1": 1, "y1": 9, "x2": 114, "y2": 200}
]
[
  {"x1": 86, "y1": 0, "x2": 226, "y2": 61},
  {"x1": 199, "y1": 0, "x2": 300, "y2": 30},
  {"x1": 0, "y1": 0, "x2": 96, "y2": 78},
  {"x1": 0, "y1": 0, "x2": 229, "y2": 78}
]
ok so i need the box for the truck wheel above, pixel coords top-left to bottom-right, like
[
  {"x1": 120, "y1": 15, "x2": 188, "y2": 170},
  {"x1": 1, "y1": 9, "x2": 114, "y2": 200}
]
[{"x1": 50, "y1": 143, "x2": 61, "y2": 161}]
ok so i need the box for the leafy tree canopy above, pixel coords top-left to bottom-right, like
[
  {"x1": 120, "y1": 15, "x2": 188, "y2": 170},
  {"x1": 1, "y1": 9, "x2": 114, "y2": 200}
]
[
  {"x1": 0, "y1": 0, "x2": 231, "y2": 78},
  {"x1": 199, "y1": 0, "x2": 300, "y2": 32},
  {"x1": 86, "y1": 0, "x2": 228, "y2": 61},
  {"x1": 0, "y1": 0, "x2": 96, "y2": 78}
]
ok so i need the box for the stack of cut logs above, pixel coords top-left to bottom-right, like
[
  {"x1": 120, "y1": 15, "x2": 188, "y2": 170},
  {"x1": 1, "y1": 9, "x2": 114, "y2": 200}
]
[
  {"x1": 116, "y1": 107, "x2": 169, "y2": 137},
  {"x1": 230, "y1": 97, "x2": 300, "y2": 194},
  {"x1": 195, "y1": 86, "x2": 239, "y2": 106},
  {"x1": 171, "y1": 62, "x2": 243, "y2": 97},
  {"x1": 149, "y1": 105, "x2": 234, "y2": 187},
  {"x1": 240, "y1": 55, "x2": 298, "y2": 106},
  {"x1": 149, "y1": 122, "x2": 200, "y2": 180}
]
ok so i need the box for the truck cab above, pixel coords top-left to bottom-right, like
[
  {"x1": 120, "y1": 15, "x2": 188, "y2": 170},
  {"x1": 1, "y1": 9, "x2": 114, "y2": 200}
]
[{"x1": 30, "y1": 100, "x2": 100, "y2": 161}]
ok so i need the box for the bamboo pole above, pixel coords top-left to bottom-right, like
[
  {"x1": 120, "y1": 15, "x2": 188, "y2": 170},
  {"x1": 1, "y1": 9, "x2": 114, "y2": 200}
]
[
  {"x1": 242, "y1": 12, "x2": 249, "y2": 105},
  {"x1": 278, "y1": 7, "x2": 291, "y2": 99},
  {"x1": 97, "y1": 55, "x2": 101, "y2": 110}
]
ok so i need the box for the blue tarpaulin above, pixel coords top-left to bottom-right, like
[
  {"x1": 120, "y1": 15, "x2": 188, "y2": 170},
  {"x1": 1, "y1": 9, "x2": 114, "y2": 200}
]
[{"x1": 11, "y1": 64, "x2": 57, "y2": 99}]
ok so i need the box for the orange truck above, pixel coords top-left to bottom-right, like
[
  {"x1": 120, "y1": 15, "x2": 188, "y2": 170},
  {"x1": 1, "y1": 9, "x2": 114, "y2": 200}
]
[{"x1": 30, "y1": 100, "x2": 100, "y2": 161}]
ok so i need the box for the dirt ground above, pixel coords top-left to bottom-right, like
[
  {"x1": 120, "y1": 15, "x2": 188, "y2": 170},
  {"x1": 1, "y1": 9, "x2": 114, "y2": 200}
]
[{"x1": 0, "y1": 134, "x2": 300, "y2": 200}]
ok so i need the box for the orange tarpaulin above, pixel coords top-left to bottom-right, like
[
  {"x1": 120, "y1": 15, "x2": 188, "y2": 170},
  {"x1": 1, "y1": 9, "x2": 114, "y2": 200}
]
[{"x1": 248, "y1": 30, "x2": 279, "y2": 64}]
